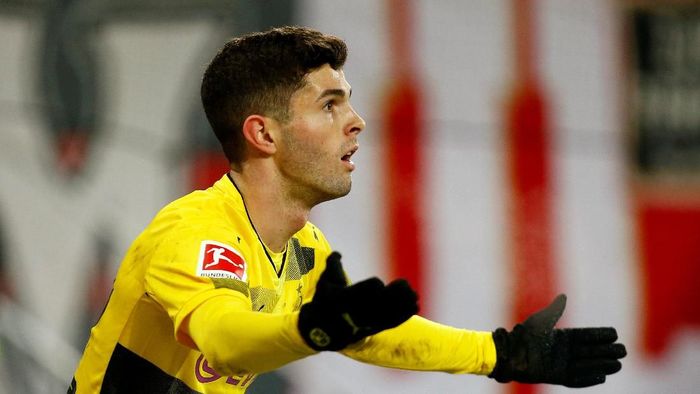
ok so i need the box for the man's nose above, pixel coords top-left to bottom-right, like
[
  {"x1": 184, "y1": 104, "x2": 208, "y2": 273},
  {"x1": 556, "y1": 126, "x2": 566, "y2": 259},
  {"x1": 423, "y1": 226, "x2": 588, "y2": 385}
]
[{"x1": 346, "y1": 107, "x2": 366, "y2": 135}]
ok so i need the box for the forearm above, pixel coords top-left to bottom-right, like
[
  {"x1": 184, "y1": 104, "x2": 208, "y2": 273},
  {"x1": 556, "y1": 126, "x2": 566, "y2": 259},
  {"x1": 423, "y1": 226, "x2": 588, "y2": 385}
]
[
  {"x1": 342, "y1": 315, "x2": 496, "y2": 375},
  {"x1": 186, "y1": 295, "x2": 316, "y2": 375}
]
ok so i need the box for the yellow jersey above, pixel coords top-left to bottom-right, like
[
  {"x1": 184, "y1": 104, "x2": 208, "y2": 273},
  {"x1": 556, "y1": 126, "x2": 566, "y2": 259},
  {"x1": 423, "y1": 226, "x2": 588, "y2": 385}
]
[{"x1": 70, "y1": 174, "x2": 496, "y2": 393}]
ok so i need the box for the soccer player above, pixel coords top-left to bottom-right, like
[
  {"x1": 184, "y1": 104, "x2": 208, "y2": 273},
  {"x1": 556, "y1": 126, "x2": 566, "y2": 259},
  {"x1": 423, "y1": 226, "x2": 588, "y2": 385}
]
[{"x1": 69, "y1": 26, "x2": 626, "y2": 393}]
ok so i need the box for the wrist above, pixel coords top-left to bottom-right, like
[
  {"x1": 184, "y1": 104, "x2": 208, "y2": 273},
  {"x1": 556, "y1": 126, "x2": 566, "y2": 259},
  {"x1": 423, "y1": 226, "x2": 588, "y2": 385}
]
[
  {"x1": 287, "y1": 311, "x2": 319, "y2": 354},
  {"x1": 488, "y1": 327, "x2": 513, "y2": 383}
]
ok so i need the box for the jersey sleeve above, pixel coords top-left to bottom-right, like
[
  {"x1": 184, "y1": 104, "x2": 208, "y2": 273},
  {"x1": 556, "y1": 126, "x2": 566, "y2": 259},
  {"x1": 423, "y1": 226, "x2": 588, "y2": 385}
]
[
  {"x1": 144, "y1": 223, "x2": 316, "y2": 375},
  {"x1": 341, "y1": 315, "x2": 497, "y2": 375},
  {"x1": 185, "y1": 295, "x2": 315, "y2": 375}
]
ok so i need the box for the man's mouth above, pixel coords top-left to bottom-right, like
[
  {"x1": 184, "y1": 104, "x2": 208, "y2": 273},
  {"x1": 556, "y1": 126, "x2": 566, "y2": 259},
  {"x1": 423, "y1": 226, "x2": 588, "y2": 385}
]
[{"x1": 341, "y1": 145, "x2": 359, "y2": 163}]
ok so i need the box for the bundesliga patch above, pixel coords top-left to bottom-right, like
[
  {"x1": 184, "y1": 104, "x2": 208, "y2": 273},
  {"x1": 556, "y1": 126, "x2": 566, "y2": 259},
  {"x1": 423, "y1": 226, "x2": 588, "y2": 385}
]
[{"x1": 197, "y1": 240, "x2": 247, "y2": 281}]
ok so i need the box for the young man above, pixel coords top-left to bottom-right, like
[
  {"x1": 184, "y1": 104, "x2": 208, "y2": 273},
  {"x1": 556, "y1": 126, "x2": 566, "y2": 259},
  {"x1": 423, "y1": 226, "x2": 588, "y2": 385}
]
[{"x1": 70, "y1": 26, "x2": 626, "y2": 393}]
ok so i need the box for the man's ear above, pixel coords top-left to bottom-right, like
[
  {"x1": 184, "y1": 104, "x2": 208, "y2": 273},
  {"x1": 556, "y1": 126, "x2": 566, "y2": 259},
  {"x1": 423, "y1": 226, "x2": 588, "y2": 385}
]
[{"x1": 241, "y1": 114, "x2": 277, "y2": 156}]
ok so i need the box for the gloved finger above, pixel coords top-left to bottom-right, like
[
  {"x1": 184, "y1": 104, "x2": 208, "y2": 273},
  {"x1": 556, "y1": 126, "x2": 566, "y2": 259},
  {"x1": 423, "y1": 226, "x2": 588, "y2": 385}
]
[
  {"x1": 345, "y1": 279, "x2": 417, "y2": 331},
  {"x1": 344, "y1": 277, "x2": 384, "y2": 297},
  {"x1": 571, "y1": 358, "x2": 623, "y2": 376},
  {"x1": 341, "y1": 277, "x2": 385, "y2": 321},
  {"x1": 572, "y1": 343, "x2": 627, "y2": 359},
  {"x1": 565, "y1": 373, "x2": 606, "y2": 388},
  {"x1": 383, "y1": 279, "x2": 419, "y2": 309},
  {"x1": 522, "y1": 294, "x2": 567, "y2": 331},
  {"x1": 379, "y1": 279, "x2": 420, "y2": 324},
  {"x1": 318, "y1": 252, "x2": 348, "y2": 288},
  {"x1": 566, "y1": 327, "x2": 619, "y2": 344},
  {"x1": 343, "y1": 278, "x2": 418, "y2": 333}
]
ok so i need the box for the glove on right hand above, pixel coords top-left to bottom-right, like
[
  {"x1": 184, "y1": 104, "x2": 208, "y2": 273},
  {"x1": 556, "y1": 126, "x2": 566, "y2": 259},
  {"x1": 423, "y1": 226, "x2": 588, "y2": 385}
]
[{"x1": 298, "y1": 252, "x2": 419, "y2": 351}]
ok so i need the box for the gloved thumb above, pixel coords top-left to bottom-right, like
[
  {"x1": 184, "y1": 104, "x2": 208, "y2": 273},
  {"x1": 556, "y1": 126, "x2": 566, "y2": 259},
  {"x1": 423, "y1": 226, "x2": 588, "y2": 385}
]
[
  {"x1": 522, "y1": 294, "x2": 567, "y2": 332},
  {"x1": 317, "y1": 252, "x2": 348, "y2": 289}
]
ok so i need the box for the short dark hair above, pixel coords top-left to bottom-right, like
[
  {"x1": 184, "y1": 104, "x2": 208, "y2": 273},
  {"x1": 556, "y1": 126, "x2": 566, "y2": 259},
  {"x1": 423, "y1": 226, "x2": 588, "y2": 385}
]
[{"x1": 201, "y1": 26, "x2": 348, "y2": 165}]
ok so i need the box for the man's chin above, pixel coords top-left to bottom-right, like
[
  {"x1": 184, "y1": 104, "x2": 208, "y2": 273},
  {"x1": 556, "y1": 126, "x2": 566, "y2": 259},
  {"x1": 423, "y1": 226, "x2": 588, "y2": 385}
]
[{"x1": 313, "y1": 182, "x2": 352, "y2": 206}]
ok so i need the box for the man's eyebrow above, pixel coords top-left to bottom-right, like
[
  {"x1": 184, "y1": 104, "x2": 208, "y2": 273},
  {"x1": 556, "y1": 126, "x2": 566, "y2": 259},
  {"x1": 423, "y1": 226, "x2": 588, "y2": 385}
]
[{"x1": 316, "y1": 88, "x2": 352, "y2": 102}]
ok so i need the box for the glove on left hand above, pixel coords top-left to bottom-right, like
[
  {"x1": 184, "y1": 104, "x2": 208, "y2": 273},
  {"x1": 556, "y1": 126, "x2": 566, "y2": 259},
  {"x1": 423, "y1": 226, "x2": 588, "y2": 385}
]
[{"x1": 489, "y1": 294, "x2": 627, "y2": 388}]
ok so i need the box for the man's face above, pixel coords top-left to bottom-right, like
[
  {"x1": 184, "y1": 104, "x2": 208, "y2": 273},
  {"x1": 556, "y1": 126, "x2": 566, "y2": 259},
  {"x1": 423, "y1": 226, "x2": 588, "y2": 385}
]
[{"x1": 274, "y1": 64, "x2": 365, "y2": 206}]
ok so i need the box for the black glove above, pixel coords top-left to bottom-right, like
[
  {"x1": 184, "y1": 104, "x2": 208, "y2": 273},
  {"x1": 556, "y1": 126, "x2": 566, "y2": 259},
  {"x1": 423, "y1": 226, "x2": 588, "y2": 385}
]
[
  {"x1": 298, "y1": 251, "x2": 419, "y2": 351},
  {"x1": 489, "y1": 294, "x2": 627, "y2": 388}
]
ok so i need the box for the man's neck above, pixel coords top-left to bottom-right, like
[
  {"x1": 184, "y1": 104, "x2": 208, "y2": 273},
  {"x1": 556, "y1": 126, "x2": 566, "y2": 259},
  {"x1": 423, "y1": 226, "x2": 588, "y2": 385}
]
[{"x1": 228, "y1": 169, "x2": 310, "y2": 253}]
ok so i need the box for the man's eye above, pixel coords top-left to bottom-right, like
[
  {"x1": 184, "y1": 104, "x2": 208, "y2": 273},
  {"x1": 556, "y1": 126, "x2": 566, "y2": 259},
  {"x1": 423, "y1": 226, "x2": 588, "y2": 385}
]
[{"x1": 323, "y1": 101, "x2": 334, "y2": 111}]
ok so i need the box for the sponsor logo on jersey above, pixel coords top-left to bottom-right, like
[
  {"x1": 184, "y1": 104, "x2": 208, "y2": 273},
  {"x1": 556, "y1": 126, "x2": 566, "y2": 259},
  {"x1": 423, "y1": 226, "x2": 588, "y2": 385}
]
[
  {"x1": 195, "y1": 354, "x2": 256, "y2": 387},
  {"x1": 197, "y1": 240, "x2": 247, "y2": 281}
]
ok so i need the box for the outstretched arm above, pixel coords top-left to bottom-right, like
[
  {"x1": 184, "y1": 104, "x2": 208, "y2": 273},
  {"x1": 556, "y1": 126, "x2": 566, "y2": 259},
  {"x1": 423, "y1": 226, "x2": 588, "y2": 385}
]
[
  {"x1": 342, "y1": 315, "x2": 497, "y2": 375},
  {"x1": 343, "y1": 294, "x2": 626, "y2": 388}
]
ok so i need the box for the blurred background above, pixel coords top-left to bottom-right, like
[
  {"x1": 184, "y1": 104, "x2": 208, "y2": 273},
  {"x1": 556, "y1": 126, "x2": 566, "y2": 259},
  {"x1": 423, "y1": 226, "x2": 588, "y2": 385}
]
[{"x1": 0, "y1": 0, "x2": 699, "y2": 393}]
